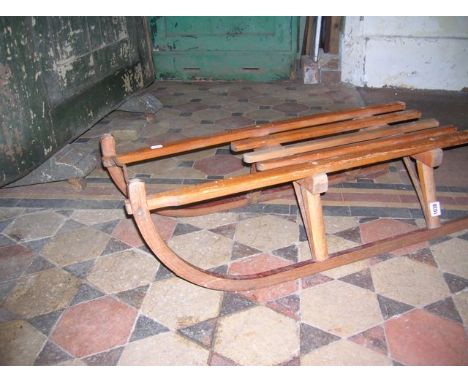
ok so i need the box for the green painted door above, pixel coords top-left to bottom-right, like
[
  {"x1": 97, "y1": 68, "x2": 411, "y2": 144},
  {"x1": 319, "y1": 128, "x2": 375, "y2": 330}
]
[
  {"x1": 0, "y1": 17, "x2": 153, "y2": 186},
  {"x1": 149, "y1": 16, "x2": 299, "y2": 81}
]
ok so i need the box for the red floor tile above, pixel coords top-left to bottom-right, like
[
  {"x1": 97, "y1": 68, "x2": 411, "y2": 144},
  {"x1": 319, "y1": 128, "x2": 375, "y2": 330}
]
[
  {"x1": 385, "y1": 309, "x2": 468, "y2": 365},
  {"x1": 194, "y1": 155, "x2": 244, "y2": 176},
  {"x1": 359, "y1": 218, "x2": 427, "y2": 256},
  {"x1": 51, "y1": 297, "x2": 137, "y2": 358}
]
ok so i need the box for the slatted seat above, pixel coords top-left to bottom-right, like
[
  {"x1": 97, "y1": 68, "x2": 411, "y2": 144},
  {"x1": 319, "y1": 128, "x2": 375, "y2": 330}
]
[{"x1": 101, "y1": 102, "x2": 468, "y2": 291}]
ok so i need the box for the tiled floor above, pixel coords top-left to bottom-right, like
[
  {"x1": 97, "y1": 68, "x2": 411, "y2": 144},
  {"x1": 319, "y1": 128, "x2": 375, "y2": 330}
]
[{"x1": 0, "y1": 81, "x2": 467, "y2": 366}]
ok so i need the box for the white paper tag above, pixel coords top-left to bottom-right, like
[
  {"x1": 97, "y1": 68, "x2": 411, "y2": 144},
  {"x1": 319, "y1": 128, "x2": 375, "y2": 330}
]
[
  {"x1": 150, "y1": 144, "x2": 163, "y2": 149},
  {"x1": 429, "y1": 201, "x2": 441, "y2": 217}
]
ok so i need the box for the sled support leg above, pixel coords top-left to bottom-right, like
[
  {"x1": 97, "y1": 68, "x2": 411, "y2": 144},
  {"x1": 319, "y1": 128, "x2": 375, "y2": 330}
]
[
  {"x1": 294, "y1": 173, "x2": 329, "y2": 261},
  {"x1": 413, "y1": 149, "x2": 443, "y2": 229}
]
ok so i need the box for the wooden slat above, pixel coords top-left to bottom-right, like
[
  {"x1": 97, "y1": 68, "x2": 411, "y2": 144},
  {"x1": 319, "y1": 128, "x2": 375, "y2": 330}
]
[
  {"x1": 116, "y1": 102, "x2": 406, "y2": 164},
  {"x1": 138, "y1": 130, "x2": 468, "y2": 211},
  {"x1": 243, "y1": 119, "x2": 440, "y2": 164},
  {"x1": 256, "y1": 125, "x2": 456, "y2": 171},
  {"x1": 231, "y1": 109, "x2": 421, "y2": 152}
]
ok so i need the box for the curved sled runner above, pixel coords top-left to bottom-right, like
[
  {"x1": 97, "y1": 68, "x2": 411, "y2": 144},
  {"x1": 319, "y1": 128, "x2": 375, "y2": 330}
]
[{"x1": 101, "y1": 102, "x2": 468, "y2": 291}]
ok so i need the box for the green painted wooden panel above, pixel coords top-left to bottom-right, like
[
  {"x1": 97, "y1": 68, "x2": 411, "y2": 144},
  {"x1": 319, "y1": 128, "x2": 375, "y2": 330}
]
[
  {"x1": 0, "y1": 17, "x2": 154, "y2": 186},
  {"x1": 149, "y1": 16, "x2": 299, "y2": 81}
]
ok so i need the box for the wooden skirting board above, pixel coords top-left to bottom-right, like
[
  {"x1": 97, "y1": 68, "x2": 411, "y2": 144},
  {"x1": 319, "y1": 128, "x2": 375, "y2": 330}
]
[{"x1": 101, "y1": 102, "x2": 468, "y2": 291}]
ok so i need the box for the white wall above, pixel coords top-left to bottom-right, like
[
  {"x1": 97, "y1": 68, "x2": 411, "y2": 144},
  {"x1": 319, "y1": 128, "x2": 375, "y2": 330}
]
[{"x1": 341, "y1": 17, "x2": 468, "y2": 90}]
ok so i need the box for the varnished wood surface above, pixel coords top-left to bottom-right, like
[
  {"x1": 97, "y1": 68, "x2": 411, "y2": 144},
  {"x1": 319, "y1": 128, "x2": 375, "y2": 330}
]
[
  {"x1": 100, "y1": 134, "x2": 127, "y2": 195},
  {"x1": 256, "y1": 126, "x2": 456, "y2": 171},
  {"x1": 104, "y1": 102, "x2": 468, "y2": 292},
  {"x1": 116, "y1": 102, "x2": 406, "y2": 164},
  {"x1": 142, "y1": 131, "x2": 468, "y2": 211},
  {"x1": 243, "y1": 119, "x2": 440, "y2": 164},
  {"x1": 231, "y1": 109, "x2": 421, "y2": 152}
]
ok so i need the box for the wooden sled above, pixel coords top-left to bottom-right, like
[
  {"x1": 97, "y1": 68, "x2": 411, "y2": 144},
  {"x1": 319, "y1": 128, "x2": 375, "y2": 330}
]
[{"x1": 101, "y1": 102, "x2": 468, "y2": 291}]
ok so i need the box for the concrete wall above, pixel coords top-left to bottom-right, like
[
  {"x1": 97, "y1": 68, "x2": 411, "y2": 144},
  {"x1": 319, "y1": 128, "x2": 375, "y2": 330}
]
[{"x1": 341, "y1": 17, "x2": 468, "y2": 90}]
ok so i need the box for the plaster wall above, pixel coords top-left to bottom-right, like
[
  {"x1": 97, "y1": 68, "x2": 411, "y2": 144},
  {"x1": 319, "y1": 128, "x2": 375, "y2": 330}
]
[{"x1": 341, "y1": 17, "x2": 468, "y2": 90}]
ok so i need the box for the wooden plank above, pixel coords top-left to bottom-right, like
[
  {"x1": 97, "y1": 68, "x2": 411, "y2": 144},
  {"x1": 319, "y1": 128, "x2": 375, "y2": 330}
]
[
  {"x1": 231, "y1": 109, "x2": 421, "y2": 152},
  {"x1": 324, "y1": 16, "x2": 342, "y2": 54},
  {"x1": 116, "y1": 102, "x2": 406, "y2": 164},
  {"x1": 243, "y1": 119, "x2": 440, "y2": 164},
  {"x1": 256, "y1": 126, "x2": 456, "y2": 171},
  {"x1": 136, "y1": 131, "x2": 468, "y2": 211},
  {"x1": 304, "y1": 16, "x2": 314, "y2": 56}
]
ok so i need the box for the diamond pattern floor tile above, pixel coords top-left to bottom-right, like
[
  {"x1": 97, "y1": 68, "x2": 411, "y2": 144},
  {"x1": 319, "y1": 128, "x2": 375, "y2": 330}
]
[
  {"x1": 385, "y1": 309, "x2": 468, "y2": 365},
  {"x1": 194, "y1": 155, "x2": 244, "y2": 176},
  {"x1": 2, "y1": 80, "x2": 468, "y2": 367},
  {"x1": 431, "y1": 238, "x2": 468, "y2": 279},
  {"x1": 214, "y1": 306, "x2": 299, "y2": 365},
  {"x1": 168, "y1": 230, "x2": 232, "y2": 270},
  {"x1": 70, "y1": 209, "x2": 126, "y2": 225},
  {"x1": 0, "y1": 320, "x2": 47, "y2": 365},
  {"x1": 4, "y1": 268, "x2": 80, "y2": 319},
  {"x1": 4, "y1": 211, "x2": 65, "y2": 242},
  {"x1": 0, "y1": 244, "x2": 34, "y2": 283},
  {"x1": 42, "y1": 227, "x2": 109, "y2": 267},
  {"x1": 51, "y1": 296, "x2": 137, "y2": 358},
  {"x1": 371, "y1": 256, "x2": 450, "y2": 307},
  {"x1": 235, "y1": 215, "x2": 299, "y2": 252},
  {"x1": 87, "y1": 249, "x2": 158, "y2": 294},
  {"x1": 141, "y1": 278, "x2": 222, "y2": 330},
  {"x1": 301, "y1": 280, "x2": 382, "y2": 337},
  {"x1": 301, "y1": 340, "x2": 392, "y2": 366},
  {"x1": 118, "y1": 332, "x2": 209, "y2": 366},
  {"x1": 360, "y1": 218, "x2": 426, "y2": 256}
]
